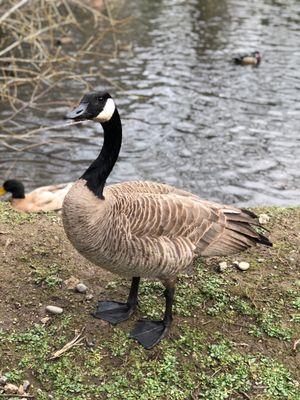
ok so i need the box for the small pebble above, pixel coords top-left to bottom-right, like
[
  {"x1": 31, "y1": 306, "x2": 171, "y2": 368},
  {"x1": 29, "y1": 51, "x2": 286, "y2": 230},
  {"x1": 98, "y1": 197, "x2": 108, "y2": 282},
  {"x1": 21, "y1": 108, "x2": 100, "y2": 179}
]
[
  {"x1": 45, "y1": 305, "x2": 63, "y2": 315},
  {"x1": 18, "y1": 385, "x2": 25, "y2": 395},
  {"x1": 237, "y1": 261, "x2": 250, "y2": 271},
  {"x1": 23, "y1": 380, "x2": 30, "y2": 392},
  {"x1": 0, "y1": 376, "x2": 7, "y2": 386},
  {"x1": 4, "y1": 383, "x2": 19, "y2": 394},
  {"x1": 259, "y1": 213, "x2": 270, "y2": 224},
  {"x1": 218, "y1": 261, "x2": 228, "y2": 272},
  {"x1": 86, "y1": 339, "x2": 96, "y2": 348},
  {"x1": 64, "y1": 276, "x2": 80, "y2": 290},
  {"x1": 76, "y1": 283, "x2": 88, "y2": 293},
  {"x1": 40, "y1": 316, "x2": 51, "y2": 324},
  {"x1": 85, "y1": 293, "x2": 94, "y2": 300}
]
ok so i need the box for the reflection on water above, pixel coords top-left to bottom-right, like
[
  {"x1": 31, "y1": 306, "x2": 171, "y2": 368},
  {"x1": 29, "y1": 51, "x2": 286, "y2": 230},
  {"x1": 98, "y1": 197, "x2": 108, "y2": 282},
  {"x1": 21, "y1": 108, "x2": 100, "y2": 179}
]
[{"x1": 1, "y1": 0, "x2": 299, "y2": 206}]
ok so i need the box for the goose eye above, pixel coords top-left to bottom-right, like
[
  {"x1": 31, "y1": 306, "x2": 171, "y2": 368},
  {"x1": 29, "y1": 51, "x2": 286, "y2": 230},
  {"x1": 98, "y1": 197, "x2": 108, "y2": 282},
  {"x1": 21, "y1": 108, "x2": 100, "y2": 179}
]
[{"x1": 97, "y1": 97, "x2": 104, "y2": 102}]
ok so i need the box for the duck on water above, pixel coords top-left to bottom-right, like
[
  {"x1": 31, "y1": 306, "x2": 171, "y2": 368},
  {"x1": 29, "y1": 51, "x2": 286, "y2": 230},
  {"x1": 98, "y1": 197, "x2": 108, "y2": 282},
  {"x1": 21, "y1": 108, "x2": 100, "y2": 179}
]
[
  {"x1": 63, "y1": 91, "x2": 272, "y2": 349},
  {"x1": 233, "y1": 51, "x2": 262, "y2": 66}
]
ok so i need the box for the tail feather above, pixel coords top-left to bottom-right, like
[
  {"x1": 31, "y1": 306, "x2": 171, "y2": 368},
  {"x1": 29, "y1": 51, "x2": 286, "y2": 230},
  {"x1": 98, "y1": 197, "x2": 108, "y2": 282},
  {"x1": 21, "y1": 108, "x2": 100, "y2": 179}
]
[
  {"x1": 257, "y1": 233, "x2": 272, "y2": 247},
  {"x1": 233, "y1": 57, "x2": 242, "y2": 64},
  {"x1": 227, "y1": 221, "x2": 260, "y2": 239},
  {"x1": 241, "y1": 208, "x2": 258, "y2": 219},
  {"x1": 227, "y1": 208, "x2": 272, "y2": 247},
  {"x1": 200, "y1": 207, "x2": 272, "y2": 257}
]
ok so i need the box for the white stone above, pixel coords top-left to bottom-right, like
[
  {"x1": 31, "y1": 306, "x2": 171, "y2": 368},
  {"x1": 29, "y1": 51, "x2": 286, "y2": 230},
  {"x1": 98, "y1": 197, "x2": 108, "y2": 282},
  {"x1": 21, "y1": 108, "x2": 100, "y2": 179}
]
[
  {"x1": 4, "y1": 383, "x2": 19, "y2": 394},
  {"x1": 40, "y1": 316, "x2": 51, "y2": 324},
  {"x1": 237, "y1": 261, "x2": 250, "y2": 271},
  {"x1": 45, "y1": 305, "x2": 63, "y2": 315},
  {"x1": 218, "y1": 261, "x2": 228, "y2": 272},
  {"x1": 259, "y1": 214, "x2": 270, "y2": 224},
  {"x1": 76, "y1": 283, "x2": 88, "y2": 293}
]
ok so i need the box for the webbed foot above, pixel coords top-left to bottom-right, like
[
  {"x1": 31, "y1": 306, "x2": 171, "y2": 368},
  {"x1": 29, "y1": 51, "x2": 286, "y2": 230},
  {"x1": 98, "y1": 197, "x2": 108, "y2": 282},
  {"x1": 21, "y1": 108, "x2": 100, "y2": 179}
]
[
  {"x1": 130, "y1": 319, "x2": 170, "y2": 349},
  {"x1": 92, "y1": 301, "x2": 136, "y2": 325}
]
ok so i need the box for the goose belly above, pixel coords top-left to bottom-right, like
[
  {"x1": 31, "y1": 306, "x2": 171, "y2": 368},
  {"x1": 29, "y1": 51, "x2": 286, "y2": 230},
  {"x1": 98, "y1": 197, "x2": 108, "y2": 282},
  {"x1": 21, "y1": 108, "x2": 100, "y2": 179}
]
[
  {"x1": 80, "y1": 233, "x2": 195, "y2": 280},
  {"x1": 63, "y1": 207, "x2": 192, "y2": 278}
]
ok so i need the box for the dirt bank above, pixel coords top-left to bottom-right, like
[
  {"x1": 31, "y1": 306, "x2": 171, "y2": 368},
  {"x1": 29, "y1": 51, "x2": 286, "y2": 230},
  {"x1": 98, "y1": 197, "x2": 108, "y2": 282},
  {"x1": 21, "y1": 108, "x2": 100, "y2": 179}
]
[{"x1": 0, "y1": 203, "x2": 299, "y2": 399}]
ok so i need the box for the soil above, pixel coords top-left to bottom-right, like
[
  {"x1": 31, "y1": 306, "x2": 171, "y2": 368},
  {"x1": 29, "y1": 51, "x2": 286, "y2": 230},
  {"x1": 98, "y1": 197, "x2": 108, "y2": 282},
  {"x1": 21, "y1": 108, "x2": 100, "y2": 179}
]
[{"x1": 0, "y1": 203, "x2": 299, "y2": 399}]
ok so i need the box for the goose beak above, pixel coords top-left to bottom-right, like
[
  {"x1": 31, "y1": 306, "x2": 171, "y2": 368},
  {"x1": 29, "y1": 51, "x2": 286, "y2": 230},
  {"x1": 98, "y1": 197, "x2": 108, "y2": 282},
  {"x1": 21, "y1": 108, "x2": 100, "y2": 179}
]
[
  {"x1": 65, "y1": 103, "x2": 90, "y2": 120},
  {"x1": 0, "y1": 187, "x2": 7, "y2": 196}
]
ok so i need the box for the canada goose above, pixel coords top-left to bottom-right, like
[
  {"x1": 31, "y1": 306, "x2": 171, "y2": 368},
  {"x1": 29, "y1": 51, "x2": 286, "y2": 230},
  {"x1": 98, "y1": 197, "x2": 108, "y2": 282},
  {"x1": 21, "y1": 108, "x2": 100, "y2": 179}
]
[
  {"x1": 0, "y1": 179, "x2": 73, "y2": 212},
  {"x1": 63, "y1": 91, "x2": 272, "y2": 349},
  {"x1": 233, "y1": 51, "x2": 261, "y2": 66}
]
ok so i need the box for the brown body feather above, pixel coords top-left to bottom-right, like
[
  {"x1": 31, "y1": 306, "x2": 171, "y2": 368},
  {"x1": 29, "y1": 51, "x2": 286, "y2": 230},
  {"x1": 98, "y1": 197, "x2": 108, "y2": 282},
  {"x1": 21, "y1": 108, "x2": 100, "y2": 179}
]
[{"x1": 63, "y1": 179, "x2": 271, "y2": 279}]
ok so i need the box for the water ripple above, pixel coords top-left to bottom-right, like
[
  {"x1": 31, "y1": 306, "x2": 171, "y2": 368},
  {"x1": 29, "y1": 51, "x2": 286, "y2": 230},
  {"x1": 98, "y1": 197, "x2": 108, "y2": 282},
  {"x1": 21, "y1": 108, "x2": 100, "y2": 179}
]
[{"x1": 1, "y1": 0, "x2": 299, "y2": 206}]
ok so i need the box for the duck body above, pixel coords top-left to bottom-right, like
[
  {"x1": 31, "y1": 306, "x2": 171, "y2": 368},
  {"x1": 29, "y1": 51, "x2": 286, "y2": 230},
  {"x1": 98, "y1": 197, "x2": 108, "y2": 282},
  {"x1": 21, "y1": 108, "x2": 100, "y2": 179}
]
[
  {"x1": 63, "y1": 91, "x2": 271, "y2": 349},
  {"x1": 233, "y1": 51, "x2": 261, "y2": 65},
  {"x1": 0, "y1": 180, "x2": 73, "y2": 212}
]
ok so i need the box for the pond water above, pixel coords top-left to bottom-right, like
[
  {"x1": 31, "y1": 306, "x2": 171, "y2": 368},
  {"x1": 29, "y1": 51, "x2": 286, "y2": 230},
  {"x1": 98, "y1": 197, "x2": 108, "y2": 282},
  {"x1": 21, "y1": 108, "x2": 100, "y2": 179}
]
[{"x1": 1, "y1": 0, "x2": 300, "y2": 206}]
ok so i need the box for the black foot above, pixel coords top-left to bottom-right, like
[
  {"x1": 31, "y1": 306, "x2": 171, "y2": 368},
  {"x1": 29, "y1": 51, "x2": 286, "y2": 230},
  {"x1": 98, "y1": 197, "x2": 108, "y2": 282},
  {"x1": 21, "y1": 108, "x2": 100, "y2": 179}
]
[
  {"x1": 92, "y1": 301, "x2": 136, "y2": 325},
  {"x1": 130, "y1": 319, "x2": 169, "y2": 349}
]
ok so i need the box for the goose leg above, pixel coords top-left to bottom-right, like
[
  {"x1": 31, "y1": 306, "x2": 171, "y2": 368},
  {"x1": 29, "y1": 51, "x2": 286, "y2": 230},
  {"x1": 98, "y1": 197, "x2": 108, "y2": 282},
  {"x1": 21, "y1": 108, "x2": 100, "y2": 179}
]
[
  {"x1": 130, "y1": 279, "x2": 175, "y2": 349},
  {"x1": 93, "y1": 277, "x2": 140, "y2": 325}
]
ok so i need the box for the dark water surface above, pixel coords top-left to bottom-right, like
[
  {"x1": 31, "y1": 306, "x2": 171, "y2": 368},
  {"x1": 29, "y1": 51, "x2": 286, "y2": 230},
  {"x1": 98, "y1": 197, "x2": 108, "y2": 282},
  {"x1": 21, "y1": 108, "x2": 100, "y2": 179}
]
[{"x1": 1, "y1": 0, "x2": 300, "y2": 206}]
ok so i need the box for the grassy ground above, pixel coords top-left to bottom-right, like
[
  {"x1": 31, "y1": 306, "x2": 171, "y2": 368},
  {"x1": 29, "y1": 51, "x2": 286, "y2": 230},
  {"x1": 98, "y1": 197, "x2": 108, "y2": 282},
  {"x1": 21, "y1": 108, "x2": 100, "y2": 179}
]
[{"x1": 0, "y1": 203, "x2": 299, "y2": 399}]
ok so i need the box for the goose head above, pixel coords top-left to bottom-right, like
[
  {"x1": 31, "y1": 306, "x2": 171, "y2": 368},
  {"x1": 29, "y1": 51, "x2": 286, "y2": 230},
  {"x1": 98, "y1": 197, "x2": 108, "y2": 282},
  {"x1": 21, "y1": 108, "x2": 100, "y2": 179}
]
[
  {"x1": 0, "y1": 179, "x2": 25, "y2": 199},
  {"x1": 66, "y1": 91, "x2": 115, "y2": 123}
]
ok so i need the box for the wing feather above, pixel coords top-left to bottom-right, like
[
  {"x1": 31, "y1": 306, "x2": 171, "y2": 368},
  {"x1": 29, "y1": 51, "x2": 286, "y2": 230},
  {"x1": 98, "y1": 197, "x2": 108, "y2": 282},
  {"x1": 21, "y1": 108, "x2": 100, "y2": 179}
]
[{"x1": 105, "y1": 181, "x2": 271, "y2": 267}]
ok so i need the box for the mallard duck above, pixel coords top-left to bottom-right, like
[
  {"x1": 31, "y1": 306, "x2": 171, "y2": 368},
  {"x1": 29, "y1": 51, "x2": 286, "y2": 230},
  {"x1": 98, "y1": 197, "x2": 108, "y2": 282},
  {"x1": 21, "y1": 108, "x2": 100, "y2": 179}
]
[
  {"x1": 233, "y1": 51, "x2": 261, "y2": 65},
  {"x1": 62, "y1": 91, "x2": 272, "y2": 349},
  {"x1": 0, "y1": 179, "x2": 73, "y2": 212}
]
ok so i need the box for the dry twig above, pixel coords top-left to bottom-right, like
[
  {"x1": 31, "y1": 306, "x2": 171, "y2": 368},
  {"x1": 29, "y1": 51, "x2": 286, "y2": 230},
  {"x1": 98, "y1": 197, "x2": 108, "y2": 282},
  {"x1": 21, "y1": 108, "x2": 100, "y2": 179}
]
[
  {"x1": 49, "y1": 328, "x2": 85, "y2": 360},
  {"x1": 293, "y1": 338, "x2": 300, "y2": 351},
  {"x1": 0, "y1": 0, "x2": 126, "y2": 174}
]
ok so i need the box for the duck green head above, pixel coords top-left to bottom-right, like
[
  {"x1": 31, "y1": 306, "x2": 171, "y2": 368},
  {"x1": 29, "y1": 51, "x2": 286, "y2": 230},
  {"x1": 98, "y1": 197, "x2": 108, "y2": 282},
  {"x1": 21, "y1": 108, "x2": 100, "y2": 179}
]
[{"x1": 0, "y1": 179, "x2": 25, "y2": 199}]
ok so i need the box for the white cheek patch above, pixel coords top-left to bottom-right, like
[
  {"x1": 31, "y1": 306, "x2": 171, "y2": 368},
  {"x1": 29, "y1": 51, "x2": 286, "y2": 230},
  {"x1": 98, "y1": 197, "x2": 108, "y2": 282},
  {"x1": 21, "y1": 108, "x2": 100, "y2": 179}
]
[{"x1": 96, "y1": 98, "x2": 115, "y2": 122}]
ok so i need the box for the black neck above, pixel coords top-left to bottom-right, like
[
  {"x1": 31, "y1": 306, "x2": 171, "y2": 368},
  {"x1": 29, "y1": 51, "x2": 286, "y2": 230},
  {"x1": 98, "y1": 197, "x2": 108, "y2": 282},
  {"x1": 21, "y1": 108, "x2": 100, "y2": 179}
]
[
  {"x1": 81, "y1": 108, "x2": 122, "y2": 198},
  {"x1": 10, "y1": 182, "x2": 25, "y2": 199},
  {"x1": 13, "y1": 191, "x2": 25, "y2": 199}
]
